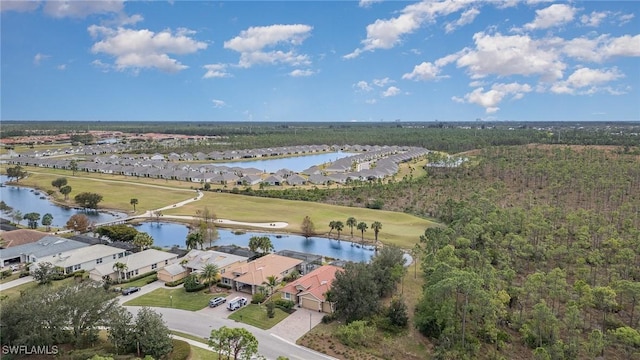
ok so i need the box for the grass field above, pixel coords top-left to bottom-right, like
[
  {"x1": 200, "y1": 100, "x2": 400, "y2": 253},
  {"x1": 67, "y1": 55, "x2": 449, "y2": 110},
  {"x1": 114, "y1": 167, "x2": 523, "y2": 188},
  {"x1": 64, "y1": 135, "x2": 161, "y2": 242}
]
[
  {"x1": 123, "y1": 288, "x2": 211, "y2": 311},
  {"x1": 119, "y1": 273, "x2": 158, "y2": 288},
  {"x1": 0, "y1": 277, "x2": 78, "y2": 301},
  {"x1": 227, "y1": 304, "x2": 289, "y2": 330}
]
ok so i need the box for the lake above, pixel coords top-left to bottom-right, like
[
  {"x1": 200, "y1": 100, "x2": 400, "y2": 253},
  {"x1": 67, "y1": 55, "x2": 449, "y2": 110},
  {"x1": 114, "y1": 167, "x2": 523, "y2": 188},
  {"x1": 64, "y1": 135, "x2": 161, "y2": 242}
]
[
  {"x1": 134, "y1": 221, "x2": 376, "y2": 263},
  {"x1": 217, "y1": 151, "x2": 354, "y2": 173}
]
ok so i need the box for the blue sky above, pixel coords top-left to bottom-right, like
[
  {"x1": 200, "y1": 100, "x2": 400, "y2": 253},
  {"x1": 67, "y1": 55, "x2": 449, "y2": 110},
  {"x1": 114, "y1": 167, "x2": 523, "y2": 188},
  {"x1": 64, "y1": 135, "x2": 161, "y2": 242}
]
[{"x1": 1, "y1": 0, "x2": 639, "y2": 122}]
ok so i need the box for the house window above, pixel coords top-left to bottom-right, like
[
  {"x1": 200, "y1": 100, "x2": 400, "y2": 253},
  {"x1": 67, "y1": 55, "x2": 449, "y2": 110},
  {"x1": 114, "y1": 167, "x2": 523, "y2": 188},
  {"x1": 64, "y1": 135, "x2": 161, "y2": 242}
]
[
  {"x1": 151, "y1": 264, "x2": 157, "y2": 270},
  {"x1": 165, "y1": 260, "x2": 168, "y2": 265},
  {"x1": 284, "y1": 293, "x2": 291, "y2": 300},
  {"x1": 135, "y1": 270, "x2": 139, "y2": 275},
  {"x1": 113, "y1": 255, "x2": 117, "y2": 259},
  {"x1": 73, "y1": 264, "x2": 81, "y2": 271},
  {"x1": 96, "y1": 258, "x2": 103, "y2": 264}
]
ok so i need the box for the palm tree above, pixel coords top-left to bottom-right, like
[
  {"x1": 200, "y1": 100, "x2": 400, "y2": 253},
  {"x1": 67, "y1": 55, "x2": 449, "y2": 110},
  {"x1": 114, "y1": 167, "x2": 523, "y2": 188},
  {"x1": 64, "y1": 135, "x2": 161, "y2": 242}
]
[
  {"x1": 328, "y1": 221, "x2": 337, "y2": 236},
  {"x1": 201, "y1": 263, "x2": 219, "y2": 293},
  {"x1": 112, "y1": 262, "x2": 127, "y2": 284},
  {"x1": 264, "y1": 275, "x2": 279, "y2": 301},
  {"x1": 346, "y1": 217, "x2": 357, "y2": 238},
  {"x1": 185, "y1": 232, "x2": 202, "y2": 250},
  {"x1": 334, "y1": 221, "x2": 344, "y2": 240},
  {"x1": 371, "y1": 221, "x2": 383, "y2": 249},
  {"x1": 357, "y1": 222, "x2": 368, "y2": 245},
  {"x1": 130, "y1": 198, "x2": 139, "y2": 212},
  {"x1": 41, "y1": 213, "x2": 53, "y2": 232}
]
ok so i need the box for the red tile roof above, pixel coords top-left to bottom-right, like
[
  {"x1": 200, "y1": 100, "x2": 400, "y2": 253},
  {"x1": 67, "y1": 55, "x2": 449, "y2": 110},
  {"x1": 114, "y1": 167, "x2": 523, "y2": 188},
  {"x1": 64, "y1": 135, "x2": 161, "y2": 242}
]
[
  {"x1": 0, "y1": 229, "x2": 49, "y2": 248},
  {"x1": 281, "y1": 265, "x2": 342, "y2": 301}
]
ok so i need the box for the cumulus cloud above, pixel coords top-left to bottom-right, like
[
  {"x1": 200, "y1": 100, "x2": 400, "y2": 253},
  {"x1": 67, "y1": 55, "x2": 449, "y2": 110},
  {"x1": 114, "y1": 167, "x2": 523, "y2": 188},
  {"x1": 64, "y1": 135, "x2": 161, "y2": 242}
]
[
  {"x1": 211, "y1": 99, "x2": 226, "y2": 108},
  {"x1": 88, "y1": 25, "x2": 207, "y2": 72},
  {"x1": 580, "y1": 11, "x2": 608, "y2": 27},
  {"x1": 373, "y1": 77, "x2": 393, "y2": 87},
  {"x1": 354, "y1": 81, "x2": 373, "y2": 92},
  {"x1": 359, "y1": 0, "x2": 383, "y2": 8},
  {"x1": 562, "y1": 34, "x2": 640, "y2": 62},
  {"x1": 33, "y1": 53, "x2": 50, "y2": 65},
  {"x1": 289, "y1": 69, "x2": 314, "y2": 77},
  {"x1": 523, "y1": 4, "x2": 576, "y2": 30},
  {"x1": 224, "y1": 24, "x2": 313, "y2": 68},
  {"x1": 402, "y1": 61, "x2": 443, "y2": 81},
  {"x1": 57, "y1": 64, "x2": 66, "y2": 71},
  {"x1": 0, "y1": 0, "x2": 41, "y2": 13},
  {"x1": 345, "y1": 0, "x2": 474, "y2": 58},
  {"x1": 203, "y1": 64, "x2": 231, "y2": 79},
  {"x1": 382, "y1": 86, "x2": 401, "y2": 97},
  {"x1": 456, "y1": 32, "x2": 566, "y2": 81},
  {"x1": 44, "y1": 0, "x2": 124, "y2": 18},
  {"x1": 550, "y1": 67, "x2": 624, "y2": 94},
  {"x1": 454, "y1": 82, "x2": 532, "y2": 113},
  {"x1": 445, "y1": 8, "x2": 480, "y2": 33}
]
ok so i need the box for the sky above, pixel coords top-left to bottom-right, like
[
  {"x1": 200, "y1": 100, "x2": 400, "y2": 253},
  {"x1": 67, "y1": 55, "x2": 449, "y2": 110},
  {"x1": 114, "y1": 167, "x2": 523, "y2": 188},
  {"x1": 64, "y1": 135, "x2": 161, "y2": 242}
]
[{"x1": 1, "y1": 0, "x2": 639, "y2": 122}]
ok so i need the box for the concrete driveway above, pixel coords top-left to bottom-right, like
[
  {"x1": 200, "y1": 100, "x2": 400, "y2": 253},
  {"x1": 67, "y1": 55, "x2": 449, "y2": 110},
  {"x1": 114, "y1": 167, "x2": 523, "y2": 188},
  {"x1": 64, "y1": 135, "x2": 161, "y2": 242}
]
[{"x1": 270, "y1": 307, "x2": 325, "y2": 343}]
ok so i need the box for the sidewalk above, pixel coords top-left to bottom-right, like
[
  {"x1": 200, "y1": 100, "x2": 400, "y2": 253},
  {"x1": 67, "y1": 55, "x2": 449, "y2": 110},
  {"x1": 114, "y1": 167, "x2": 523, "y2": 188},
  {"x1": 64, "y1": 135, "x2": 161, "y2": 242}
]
[{"x1": 0, "y1": 275, "x2": 34, "y2": 291}]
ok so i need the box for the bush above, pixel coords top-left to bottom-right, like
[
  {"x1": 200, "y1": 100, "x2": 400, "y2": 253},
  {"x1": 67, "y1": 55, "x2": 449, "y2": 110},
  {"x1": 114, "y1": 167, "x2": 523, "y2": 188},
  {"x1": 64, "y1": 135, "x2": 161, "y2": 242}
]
[
  {"x1": 275, "y1": 299, "x2": 295, "y2": 310},
  {"x1": 121, "y1": 271, "x2": 157, "y2": 284},
  {"x1": 18, "y1": 271, "x2": 30, "y2": 278},
  {"x1": 322, "y1": 314, "x2": 336, "y2": 324},
  {"x1": 0, "y1": 270, "x2": 12, "y2": 279},
  {"x1": 336, "y1": 320, "x2": 376, "y2": 347},
  {"x1": 184, "y1": 274, "x2": 206, "y2": 292},
  {"x1": 266, "y1": 301, "x2": 275, "y2": 318},
  {"x1": 145, "y1": 275, "x2": 158, "y2": 284},
  {"x1": 169, "y1": 339, "x2": 191, "y2": 360},
  {"x1": 366, "y1": 199, "x2": 384, "y2": 209},
  {"x1": 252, "y1": 292, "x2": 266, "y2": 304},
  {"x1": 217, "y1": 283, "x2": 232, "y2": 289},
  {"x1": 165, "y1": 278, "x2": 185, "y2": 287}
]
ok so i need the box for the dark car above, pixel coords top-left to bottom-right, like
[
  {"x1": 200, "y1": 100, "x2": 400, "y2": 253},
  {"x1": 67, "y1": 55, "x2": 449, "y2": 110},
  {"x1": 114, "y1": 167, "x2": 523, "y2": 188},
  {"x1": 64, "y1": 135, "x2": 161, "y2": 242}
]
[
  {"x1": 121, "y1": 287, "x2": 140, "y2": 295},
  {"x1": 209, "y1": 296, "x2": 227, "y2": 307}
]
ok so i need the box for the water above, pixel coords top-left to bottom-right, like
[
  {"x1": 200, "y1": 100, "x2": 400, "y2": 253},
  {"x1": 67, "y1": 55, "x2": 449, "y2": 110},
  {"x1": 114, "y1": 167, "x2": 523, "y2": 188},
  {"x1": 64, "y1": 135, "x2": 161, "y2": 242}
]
[
  {"x1": 217, "y1": 152, "x2": 354, "y2": 173},
  {"x1": 0, "y1": 175, "x2": 126, "y2": 228},
  {"x1": 135, "y1": 221, "x2": 376, "y2": 263}
]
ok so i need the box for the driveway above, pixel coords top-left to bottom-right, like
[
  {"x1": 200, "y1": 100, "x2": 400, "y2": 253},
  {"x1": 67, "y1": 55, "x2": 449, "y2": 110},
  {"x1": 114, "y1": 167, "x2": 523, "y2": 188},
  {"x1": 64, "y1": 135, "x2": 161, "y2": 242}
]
[
  {"x1": 117, "y1": 280, "x2": 167, "y2": 304},
  {"x1": 270, "y1": 307, "x2": 325, "y2": 343}
]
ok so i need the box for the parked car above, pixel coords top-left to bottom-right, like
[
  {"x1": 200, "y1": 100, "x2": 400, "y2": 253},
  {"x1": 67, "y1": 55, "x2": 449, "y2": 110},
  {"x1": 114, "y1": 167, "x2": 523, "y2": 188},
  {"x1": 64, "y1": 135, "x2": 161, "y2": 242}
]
[
  {"x1": 121, "y1": 287, "x2": 140, "y2": 295},
  {"x1": 226, "y1": 296, "x2": 248, "y2": 311},
  {"x1": 209, "y1": 296, "x2": 227, "y2": 308}
]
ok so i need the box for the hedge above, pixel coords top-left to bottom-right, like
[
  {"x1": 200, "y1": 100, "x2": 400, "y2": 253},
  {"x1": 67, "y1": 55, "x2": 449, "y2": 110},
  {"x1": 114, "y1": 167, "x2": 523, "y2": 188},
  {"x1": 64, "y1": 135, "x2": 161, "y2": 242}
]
[
  {"x1": 121, "y1": 271, "x2": 157, "y2": 284},
  {"x1": 165, "y1": 278, "x2": 185, "y2": 287}
]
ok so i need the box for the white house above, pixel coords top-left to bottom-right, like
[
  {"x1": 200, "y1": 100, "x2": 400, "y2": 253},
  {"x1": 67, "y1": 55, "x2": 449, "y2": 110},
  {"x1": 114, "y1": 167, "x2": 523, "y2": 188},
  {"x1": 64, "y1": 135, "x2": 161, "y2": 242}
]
[
  {"x1": 89, "y1": 249, "x2": 178, "y2": 282},
  {"x1": 35, "y1": 244, "x2": 128, "y2": 275}
]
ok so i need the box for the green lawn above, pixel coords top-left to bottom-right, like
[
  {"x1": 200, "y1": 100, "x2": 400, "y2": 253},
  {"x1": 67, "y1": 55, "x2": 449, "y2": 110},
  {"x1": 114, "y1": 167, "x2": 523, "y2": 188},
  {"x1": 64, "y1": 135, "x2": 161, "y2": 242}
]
[
  {"x1": 123, "y1": 287, "x2": 211, "y2": 311},
  {"x1": 171, "y1": 330, "x2": 209, "y2": 344},
  {"x1": 119, "y1": 273, "x2": 158, "y2": 288},
  {"x1": 189, "y1": 346, "x2": 219, "y2": 360},
  {"x1": 0, "y1": 277, "x2": 82, "y2": 301},
  {"x1": 227, "y1": 304, "x2": 289, "y2": 330},
  {"x1": 0, "y1": 272, "x2": 21, "y2": 284}
]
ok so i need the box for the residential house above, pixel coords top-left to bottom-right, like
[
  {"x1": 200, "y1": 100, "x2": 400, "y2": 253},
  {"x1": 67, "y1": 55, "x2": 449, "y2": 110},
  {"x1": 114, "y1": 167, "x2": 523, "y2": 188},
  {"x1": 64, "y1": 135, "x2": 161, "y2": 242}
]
[
  {"x1": 0, "y1": 229, "x2": 48, "y2": 249},
  {"x1": 286, "y1": 174, "x2": 307, "y2": 186},
  {"x1": 36, "y1": 244, "x2": 128, "y2": 275},
  {"x1": 0, "y1": 236, "x2": 89, "y2": 267},
  {"x1": 89, "y1": 248, "x2": 178, "y2": 282},
  {"x1": 157, "y1": 263, "x2": 188, "y2": 282},
  {"x1": 263, "y1": 175, "x2": 284, "y2": 186},
  {"x1": 275, "y1": 250, "x2": 322, "y2": 275},
  {"x1": 280, "y1": 265, "x2": 342, "y2": 313},
  {"x1": 181, "y1": 249, "x2": 248, "y2": 277},
  {"x1": 220, "y1": 254, "x2": 302, "y2": 294}
]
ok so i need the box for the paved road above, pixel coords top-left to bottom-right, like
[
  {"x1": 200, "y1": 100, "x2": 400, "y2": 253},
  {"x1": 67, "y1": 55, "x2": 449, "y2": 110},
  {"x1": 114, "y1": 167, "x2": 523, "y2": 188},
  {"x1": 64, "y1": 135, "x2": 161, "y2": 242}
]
[{"x1": 126, "y1": 306, "x2": 335, "y2": 360}]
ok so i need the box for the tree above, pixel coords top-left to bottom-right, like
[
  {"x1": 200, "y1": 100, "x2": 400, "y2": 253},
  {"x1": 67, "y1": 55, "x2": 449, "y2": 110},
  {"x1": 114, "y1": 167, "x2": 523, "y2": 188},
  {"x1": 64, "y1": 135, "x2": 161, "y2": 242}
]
[
  {"x1": 96, "y1": 224, "x2": 139, "y2": 242},
  {"x1": 248, "y1": 236, "x2": 274, "y2": 255},
  {"x1": 371, "y1": 221, "x2": 383, "y2": 248},
  {"x1": 608, "y1": 326, "x2": 640, "y2": 358},
  {"x1": 23, "y1": 212, "x2": 41, "y2": 229},
  {"x1": 113, "y1": 262, "x2": 128, "y2": 283},
  {"x1": 196, "y1": 207, "x2": 217, "y2": 247},
  {"x1": 386, "y1": 297, "x2": 409, "y2": 329},
  {"x1": 201, "y1": 263, "x2": 220, "y2": 293},
  {"x1": 11, "y1": 210, "x2": 23, "y2": 226},
  {"x1": 332, "y1": 262, "x2": 380, "y2": 323},
  {"x1": 51, "y1": 177, "x2": 67, "y2": 190},
  {"x1": 0, "y1": 200, "x2": 13, "y2": 214},
  {"x1": 328, "y1": 220, "x2": 337, "y2": 236},
  {"x1": 132, "y1": 232, "x2": 154, "y2": 251},
  {"x1": 32, "y1": 262, "x2": 56, "y2": 285},
  {"x1": 357, "y1": 222, "x2": 368, "y2": 244},
  {"x1": 371, "y1": 245, "x2": 406, "y2": 297},
  {"x1": 593, "y1": 286, "x2": 618, "y2": 332},
  {"x1": 130, "y1": 198, "x2": 139, "y2": 212},
  {"x1": 69, "y1": 159, "x2": 78, "y2": 175},
  {"x1": 334, "y1": 221, "x2": 344, "y2": 240},
  {"x1": 108, "y1": 307, "x2": 134, "y2": 355},
  {"x1": 264, "y1": 274, "x2": 278, "y2": 299},
  {"x1": 60, "y1": 185, "x2": 72, "y2": 200},
  {"x1": 153, "y1": 210, "x2": 163, "y2": 224},
  {"x1": 615, "y1": 279, "x2": 640, "y2": 327},
  {"x1": 186, "y1": 231, "x2": 203, "y2": 250},
  {"x1": 66, "y1": 213, "x2": 92, "y2": 233},
  {"x1": 301, "y1": 216, "x2": 315, "y2": 238},
  {"x1": 6, "y1": 165, "x2": 27, "y2": 182},
  {"x1": 42, "y1": 213, "x2": 53, "y2": 231},
  {"x1": 74, "y1": 192, "x2": 103, "y2": 210},
  {"x1": 346, "y1": 217, "x2": 357, "y2": 238},
  {"x1": 134, "y1": 307, "x2": 173, "y2": 359},
  {"x1": 208, "y1": 326, "x2": 259, "y2": 360}
]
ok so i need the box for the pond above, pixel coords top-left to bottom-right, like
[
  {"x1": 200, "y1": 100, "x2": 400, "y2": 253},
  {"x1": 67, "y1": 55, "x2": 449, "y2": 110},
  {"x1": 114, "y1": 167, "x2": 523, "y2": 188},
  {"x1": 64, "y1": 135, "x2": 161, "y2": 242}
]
[
  {"x1": 217, "y1": 151, "x2": 355, "y2": 173},
  {"x1": 0, "y1": 175, "x2": 127, "y2": 228},
  {"x1": 134, "y1": 221, "x2": 376, "y2": 263}
]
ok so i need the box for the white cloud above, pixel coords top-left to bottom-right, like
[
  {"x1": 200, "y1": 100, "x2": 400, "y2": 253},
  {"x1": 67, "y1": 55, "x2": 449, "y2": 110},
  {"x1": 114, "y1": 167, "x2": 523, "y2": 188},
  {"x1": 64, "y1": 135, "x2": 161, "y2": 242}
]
[
  {"x1": 618, "y1": 13, "x2": 635, "y2": 25},
  {"x1": 456, "y1": 32, "x2": 566, "y2": 81},
  {"x1": 445, "y1": 8, "x2": 480, "y2": 33},
  {"x1": 211, "y1": 99, "x2": 226, "y2": 108},
  {"x1": 33, "y1": 53, "x2": 50, "y2": 65},
  {"x1": 359, "y1": 0, "x2": 383, "y2": 8},
  {"x1": 224, "y1": 24, "x2": 312, "y2": 68},
  {"x1": 345, "y1": 0, "x2": 474, "y2": 58},
  {"x1": 550, "y1": 67, "x2": 624, "y2": 94},
  {"x1": 89, "y1": 26, "x2": 207, "y2": 72},
  {"x1": 373, "y1": 77, "x2": 393, "y2": 87},
  {"x1": 524, "y1": 4, "x2": 576, "y2": 30},
  {"x1": 365, "y1": 99, "x2": 377, "y2": 104},
  {"x1": 355, "y1": 81, "x2": 373, "y2": 92},
  {"x1": 580, "y1": 11, "x2": 608, "y2": 27},
  {"x1": 402, "y1": 61, "x2": 442, "y2": 81},
  {"x1": 0, "y1": 0, "x2": 41, "y2": 13},
  {"x1": 57, "y1": 64, "x2": 66, "y2": 71},
  {"x1": 562, "y1": 34, "x2": 640, "y2": 63},
  {"x1": 290, "y1": 69, "x2": 314, "y2": 77},
  {"x1": 44, "y1": 0, "x2": 124, "y2": 18},
  {"x1": 457, "y1": 82, "x2": 532, "y2": 113},
  {"x1": 382, "y1": 86, "x2": 401, "y2": 97},
  {"x1": 203, "y1": 64, "x2": 231, "y2": 79}
]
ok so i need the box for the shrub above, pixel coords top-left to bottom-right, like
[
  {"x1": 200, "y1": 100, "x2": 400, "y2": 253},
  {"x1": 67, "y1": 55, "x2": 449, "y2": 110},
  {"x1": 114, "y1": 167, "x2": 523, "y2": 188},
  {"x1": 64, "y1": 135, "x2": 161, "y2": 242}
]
[
  {"x1": 217, "y1": 283, "x2": 232, "y2": 289},
  {"x1": 121, "y1": 271, "x2": 157, "y2": 284},
  {"x1": 266, "y1": 301, "x2": 275, "y2": 318},
  {"x1": 365, "y1": 199, "x2": 384, "y2": 210},
  {"x1": 0, "y1": 270, "x2": 12, "y2": 279},
  {"x1": 252, "y1": 292, "x2": 266, "y2": 304},
  {"x1": 322, "y1": 314, "x2": 336, "y2": 324},
  {"x1": 169, "y1": 339, "x2": 191, "y2": 360},
  {"x1": 165, "y1": 278, "x2": 185, "y2": 287},
  {"x1": 275, "y1": 299, "x2": 295, "y2": 310},
  {"x1": 336, "y1": 320, "x2": 376, "y2": 347},
  {"x1": 18, "y1": 271, "x2": 30, "y2": 278},
  {"x1": 184, "y1": 274, "x2": 205, "y2": 292}
]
